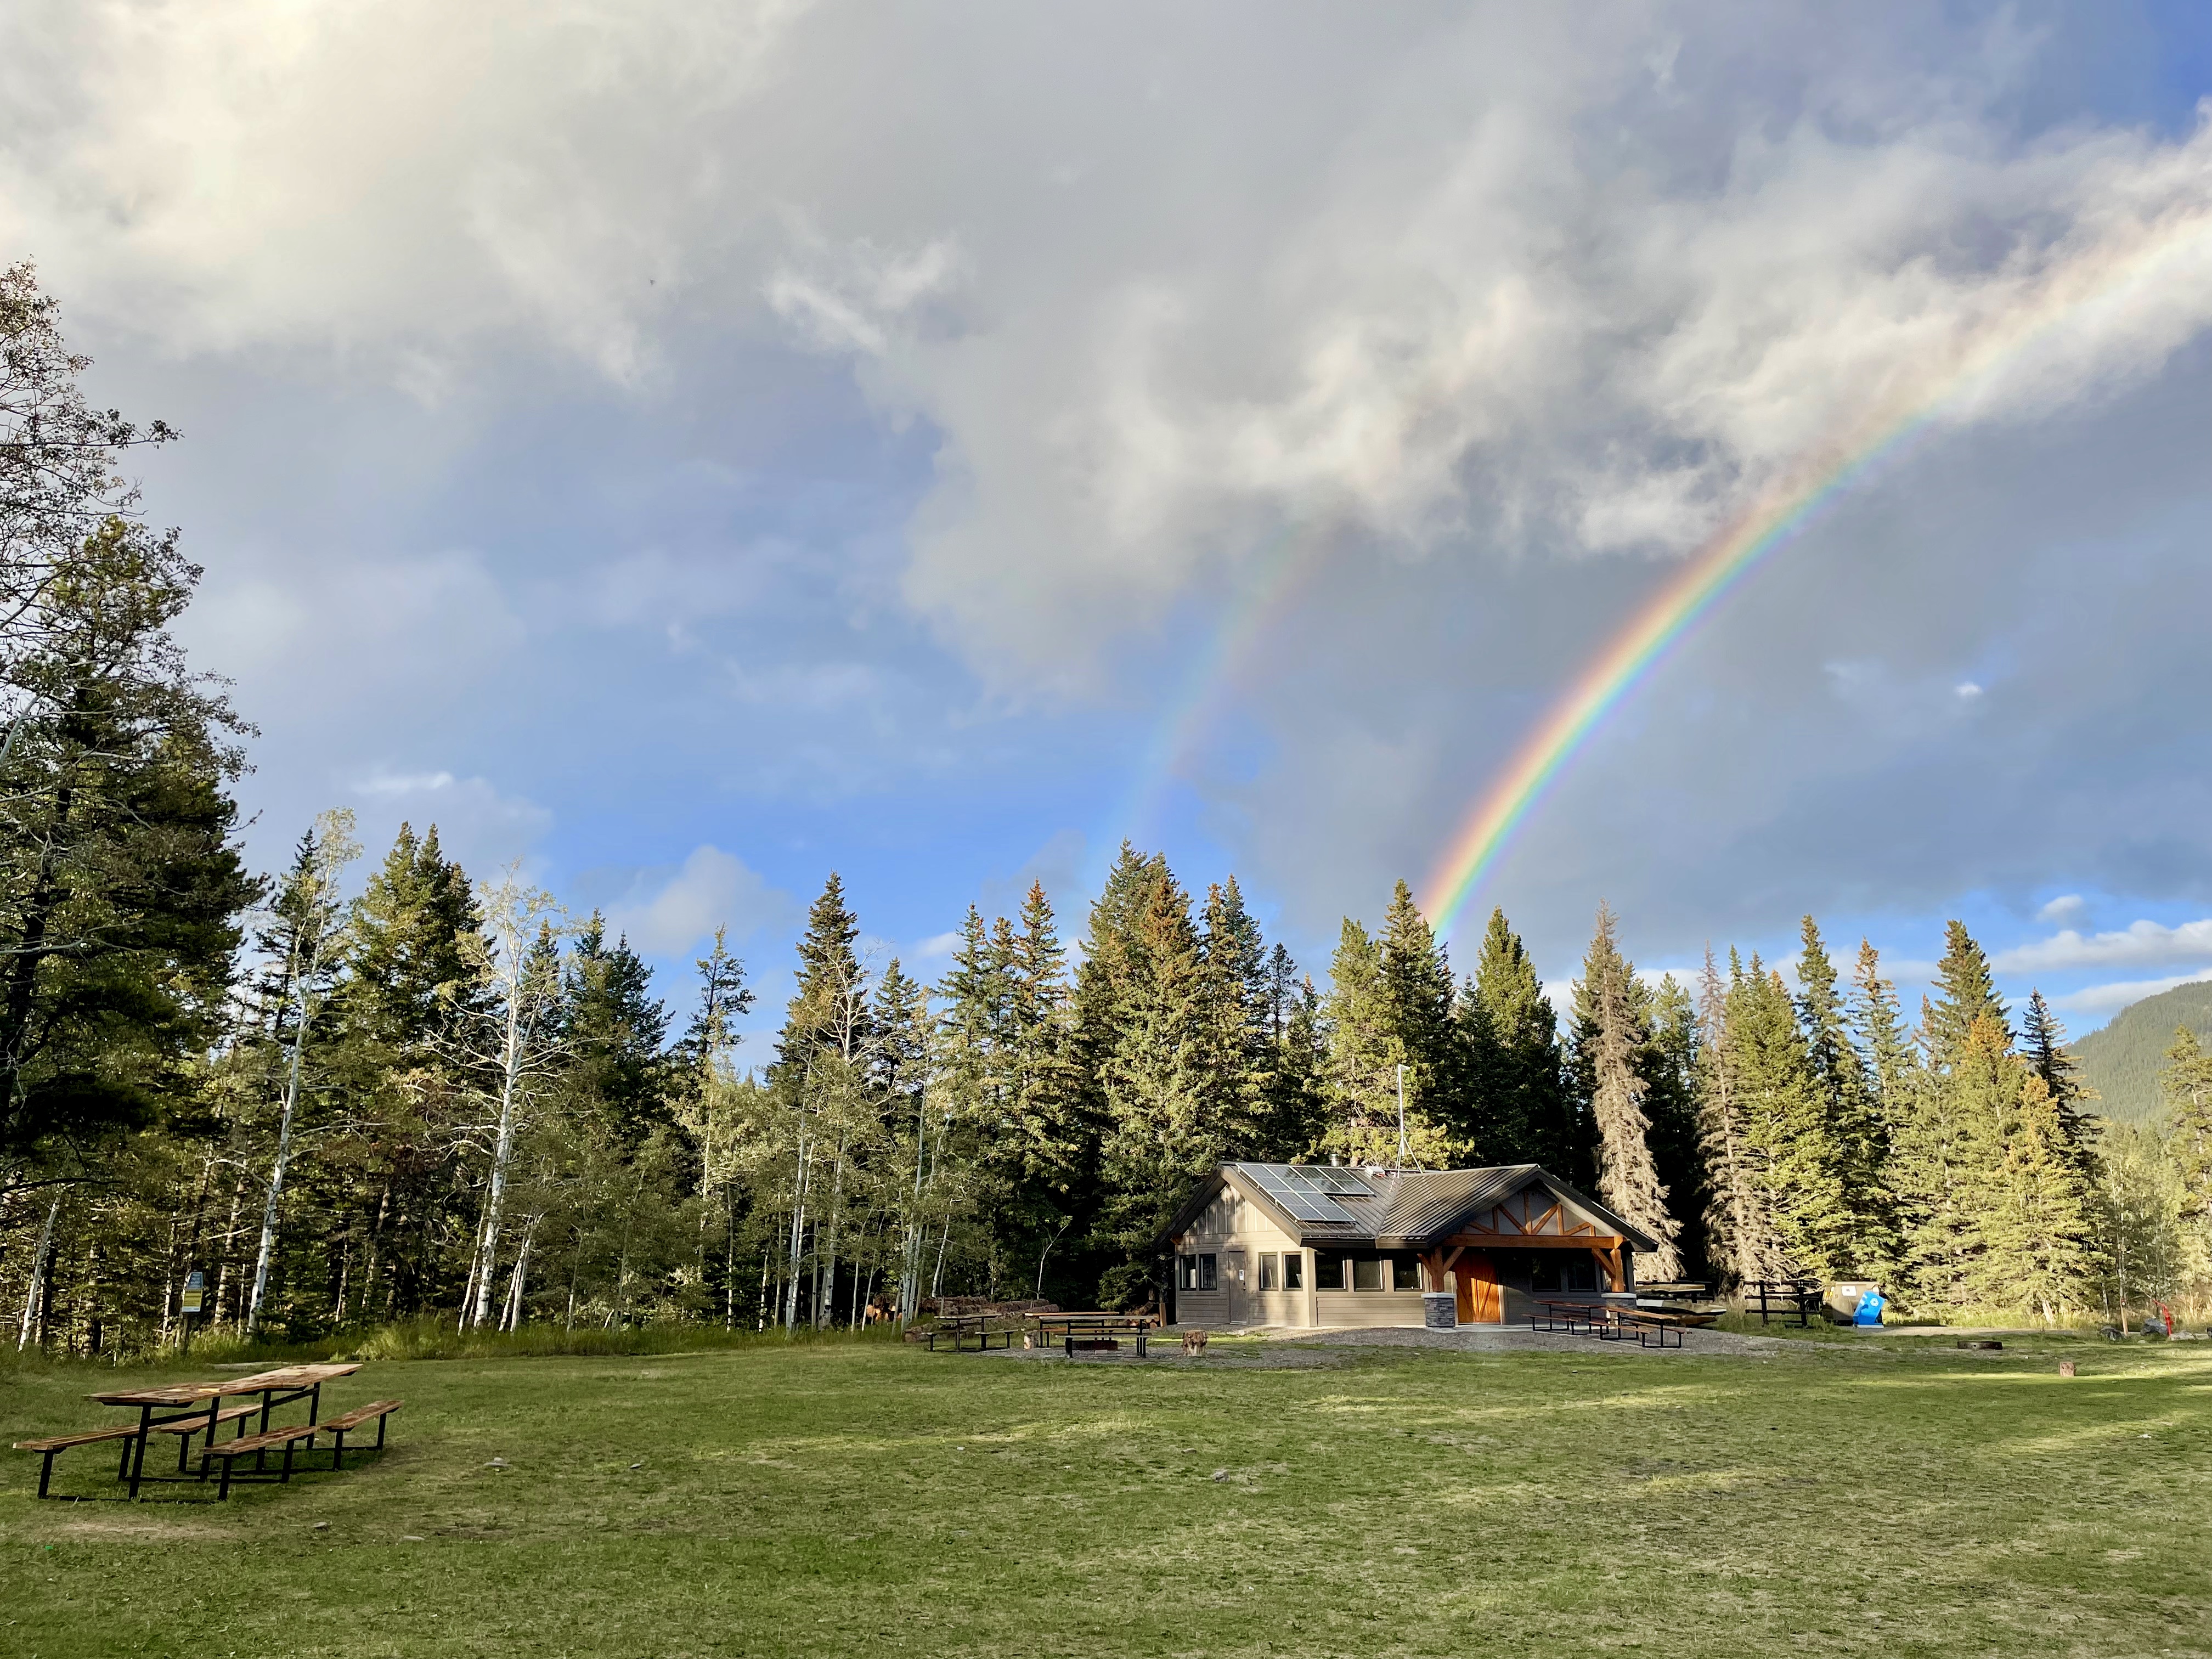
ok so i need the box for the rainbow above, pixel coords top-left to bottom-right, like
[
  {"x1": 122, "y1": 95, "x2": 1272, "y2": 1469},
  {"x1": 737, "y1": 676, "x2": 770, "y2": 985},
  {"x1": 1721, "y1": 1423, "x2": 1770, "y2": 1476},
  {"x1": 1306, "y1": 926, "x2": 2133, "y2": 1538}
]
[{"x1": 1422, "y1": 205, "x2": 2212, "y2": 940}]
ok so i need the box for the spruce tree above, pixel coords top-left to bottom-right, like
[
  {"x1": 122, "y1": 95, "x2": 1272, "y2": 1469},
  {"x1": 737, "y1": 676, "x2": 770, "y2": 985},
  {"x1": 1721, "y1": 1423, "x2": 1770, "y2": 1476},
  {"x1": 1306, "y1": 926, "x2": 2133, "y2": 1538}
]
[
  {"x1": 1457, "y1": 907, "x2": 1581, "y2": 1172},
  {"x1": 1640, "y1": 972, "x2": 1708, "y2": 1277},
  {"x1": 778, "y1": 873, "x2": 872, "y2": 1070},
  {"x1": 1571, "y1": 905, "x2": 1682, "y2": 1278},
  {"x1": 1925, "y1": 921, "x2": 2009, "y2": 1066},
  {"x1": 2021, "y1": 989, "x2": 2100, "y2": 1183},
  {"x1": 1094, "y1": 862, "x2": 1215, "y2": 1304},
  {"x1": 1376, "y1": 880, "x2": 1463, "y2": 1159},
  {"x1": 1795, "y1": 917, "x2": 1889, "y2": 1272},
  {"x1": 1002, "y1": 883, "x2": 1087, "y2": 1291},
  {"x1": 1731, "y1": 957, "x2": 1857, "y2": 1279},
  {"x1": 1695, "y1": 947, "x2": 1773, "y2": 1287},
  {"x1": 1255, "y1": 943, "x2": 1327, "y2": 1159},
  {"x1": 1321, "y1": 914, "x2": 1453, "y2": 1167},
  {"x1": 1968, "y1": 1066, "x2": 2095, "y2": 1319},
  {"x1": 562, "y1": 916, "x2": 674, "y2": 1144},
  {"x1": 2162, "y1": 1029, "x2": 2212, "y2": 1254}
]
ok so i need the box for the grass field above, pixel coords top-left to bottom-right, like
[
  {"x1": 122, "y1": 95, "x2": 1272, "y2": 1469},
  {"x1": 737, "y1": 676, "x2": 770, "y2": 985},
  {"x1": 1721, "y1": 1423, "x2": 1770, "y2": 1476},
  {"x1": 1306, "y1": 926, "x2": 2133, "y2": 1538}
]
[{"x1": 3, "y1": 1330, "x2": 2209, "y2": 1658}]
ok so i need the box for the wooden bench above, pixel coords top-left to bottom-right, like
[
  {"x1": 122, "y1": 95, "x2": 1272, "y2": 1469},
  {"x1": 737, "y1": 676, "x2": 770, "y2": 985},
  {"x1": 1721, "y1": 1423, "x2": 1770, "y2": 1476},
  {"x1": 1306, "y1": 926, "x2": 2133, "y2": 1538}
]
[
  {"x1": 151, "y1": 1403, "x2": 259, "y2": 1472},
  {"x1": 14, "y1": 1424, "x2": 145, "y2": 1500},
  {"x1": 1528, "y1": 1300, "x2": 1610, "y2": 1334},
  {"x1": 201, "y1": 1423, "x2": 322, "y2": 1499},
  {"x1": 1597, "y1": 1309, "x2": 1686, "y2": 1349},
  {"x1": 317, "y1": 1399, "x2": 401, "y2": 1469}
]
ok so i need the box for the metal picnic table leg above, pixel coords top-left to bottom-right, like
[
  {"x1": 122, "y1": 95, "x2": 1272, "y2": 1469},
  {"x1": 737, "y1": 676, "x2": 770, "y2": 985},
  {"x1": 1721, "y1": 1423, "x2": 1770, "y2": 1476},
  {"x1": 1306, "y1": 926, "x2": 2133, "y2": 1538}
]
[{"x1": 127, "y1": 1404, "x2": 154, "y2": 1500}]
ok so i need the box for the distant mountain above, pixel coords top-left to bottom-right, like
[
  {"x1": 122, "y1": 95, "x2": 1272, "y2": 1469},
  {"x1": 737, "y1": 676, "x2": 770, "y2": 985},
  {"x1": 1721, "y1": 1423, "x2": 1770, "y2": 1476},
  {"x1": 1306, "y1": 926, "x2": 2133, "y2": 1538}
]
[{"x1": 2070, "y1": 979, "x2": 2212, "y2": 1123}]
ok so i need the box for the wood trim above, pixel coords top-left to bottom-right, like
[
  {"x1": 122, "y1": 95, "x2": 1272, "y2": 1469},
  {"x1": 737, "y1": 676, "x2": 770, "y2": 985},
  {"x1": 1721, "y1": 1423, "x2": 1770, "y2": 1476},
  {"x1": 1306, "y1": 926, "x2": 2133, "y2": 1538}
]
[{"x1": 1445, "y1": 1232, "x2": 1624, "y2": 1250}]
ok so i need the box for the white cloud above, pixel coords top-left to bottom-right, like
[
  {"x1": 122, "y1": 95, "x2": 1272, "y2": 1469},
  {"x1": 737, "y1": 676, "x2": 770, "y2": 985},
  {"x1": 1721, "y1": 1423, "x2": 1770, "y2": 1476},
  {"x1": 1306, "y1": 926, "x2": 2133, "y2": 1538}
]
[
  {"x1": 10, "y1": 8, "x2": 2209, "y2": 691},
  {"x1": 2036, "y1": 894, "x2": 2088, "y2": 924},
  {"x1": 1995, "y1": 917, "x2": 2212, "y2": 974},
  {"x1": 909, "y1": 931, "x2": 964, "y2": 964},
  {"x1": 1954, "y1": 681, "x2": 1984, "y2": 699},
  {"x1": 2057, "y1": 973, "x2": 2210, "y2": 1015},
  {"x1": 342, "y1": 769, "x2": 554, "y2": 873},
  {"x1": 606, "y1": 844, "x2": 797, "y2": 958}
]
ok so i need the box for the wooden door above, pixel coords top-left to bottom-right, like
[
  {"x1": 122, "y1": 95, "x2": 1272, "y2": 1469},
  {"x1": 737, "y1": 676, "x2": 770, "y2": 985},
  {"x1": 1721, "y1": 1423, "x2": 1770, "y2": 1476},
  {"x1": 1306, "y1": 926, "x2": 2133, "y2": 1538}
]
[
  {"x1": 1222, "y1": 1250, "x2": 1246, "y2": 1325},
  {"x1": 1454, "y1": 1255, "x2": 1502, "y2": 1324}
]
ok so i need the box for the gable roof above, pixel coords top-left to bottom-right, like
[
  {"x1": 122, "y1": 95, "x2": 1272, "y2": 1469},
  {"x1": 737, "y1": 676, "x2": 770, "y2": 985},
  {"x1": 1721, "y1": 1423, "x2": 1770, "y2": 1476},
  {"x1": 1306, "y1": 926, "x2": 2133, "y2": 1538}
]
[{"x1": 1170, "y1": 1162, "x2": 1657, "y2": 1254}]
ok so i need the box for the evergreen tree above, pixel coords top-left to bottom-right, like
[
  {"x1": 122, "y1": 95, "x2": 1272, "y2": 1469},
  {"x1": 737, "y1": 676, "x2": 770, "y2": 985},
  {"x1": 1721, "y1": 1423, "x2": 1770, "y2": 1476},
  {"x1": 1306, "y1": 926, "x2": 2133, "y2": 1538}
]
[
  {"x1": 1256, "y1": 944, "x2": 1328, "y2": 1159},
  {"x1": 1321, "y1": 915, "x2": 1453, "y2": 1167},
  {"x1": 2163, "y1": 1028, "x2": 2212, "y2": 1260},
  {"x1": 1895, "y1": 1007, "x2": 2008, "y2": 1311},
  {"x1": 0, "y1": 516, "x2": 258, "y2": 1153},
  {"x1": 1731, "y1": 957, "x2": 1858, "y2": 1279},
  {"x1": 1375, "y1": 879, "x2": 1463, "y2": 1160},
  {"x1": 2021, "y1": 989, "x2": 2099, "y2": 1183},
  {"x1": 1925, "y1": 921, "x2": 2009, "y2": 1066},
  {"x1": 777, "y1": 873, "x2": 871, "y2": 1070},
  {"x1": 1000, "y1": 883, "x2": 1087, "y2": 1295},
  {"x1": 1795, "y1": 917, "x2": 1890, "y2": 1272},
  {"x1": 562, "y1": 916, "x2": 673, "y2": 1145},
  {"x1": 1094, "y1": 862, "x2": 1217, "y2": 1305},
  {"x1": 1695, "y1": 948, "x2": 1772, "y2": 1287},
  {"x1": 1640, "y1": 972, "x2": 1707, "y2": 1277},
  {"x1": 1967, "y1": 1065, "x2": 2095, "y2": 1320},
  {"x1": 336, "y1": 821, "x2": 482, "y2": 1318},
  {"x1": 1571, "y1": 904, "x2": 1681, "y2": 1278},
  {"x1": 1457, "y1": 907, "x2": 1581, "y2": 1173}
]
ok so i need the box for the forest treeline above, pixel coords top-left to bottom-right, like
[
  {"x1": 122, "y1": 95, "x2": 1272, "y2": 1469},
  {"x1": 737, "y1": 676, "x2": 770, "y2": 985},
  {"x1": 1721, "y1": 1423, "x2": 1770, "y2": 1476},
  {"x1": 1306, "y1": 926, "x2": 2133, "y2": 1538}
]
[{"x1": 5, "y1": 262, "x2": 2211, "y2": 1358}]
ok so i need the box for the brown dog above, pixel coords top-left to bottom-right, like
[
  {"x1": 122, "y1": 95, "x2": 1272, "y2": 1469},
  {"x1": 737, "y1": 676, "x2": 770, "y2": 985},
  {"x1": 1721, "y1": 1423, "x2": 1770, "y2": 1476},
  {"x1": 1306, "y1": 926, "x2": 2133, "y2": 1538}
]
[{"x1": 1181, "y1": 1328, "x2": 1209, "y2": 1356}]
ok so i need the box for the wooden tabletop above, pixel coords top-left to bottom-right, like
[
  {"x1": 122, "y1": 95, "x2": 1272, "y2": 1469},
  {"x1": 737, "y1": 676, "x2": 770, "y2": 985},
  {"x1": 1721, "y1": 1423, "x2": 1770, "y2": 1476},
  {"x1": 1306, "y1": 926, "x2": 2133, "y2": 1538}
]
[{"x1": 89, "y1": 1362, "x2": 363, "y2": 1408}]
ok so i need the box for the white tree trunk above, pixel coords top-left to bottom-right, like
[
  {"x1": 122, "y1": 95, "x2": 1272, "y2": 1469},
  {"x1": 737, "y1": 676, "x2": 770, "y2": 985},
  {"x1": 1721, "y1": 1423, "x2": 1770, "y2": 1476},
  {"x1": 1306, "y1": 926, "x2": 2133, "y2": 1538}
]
[
  {"x1": 468, "y1": 992, "x2": 528, "y2": 1330},
  {"x1": 245, "y1": 950, "x2": 319, "y2": 1335},
  {"x1": 15, "y1": 1193, "x2": 59, "y2": 1351}
]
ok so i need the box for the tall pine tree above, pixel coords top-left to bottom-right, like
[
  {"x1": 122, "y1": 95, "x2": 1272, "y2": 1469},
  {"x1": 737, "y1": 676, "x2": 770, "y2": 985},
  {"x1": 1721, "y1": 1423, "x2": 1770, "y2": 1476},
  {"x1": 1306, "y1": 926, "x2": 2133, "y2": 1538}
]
[{"x1": 1570, "y1": 905, "x2": 1681, "y2": 1278}]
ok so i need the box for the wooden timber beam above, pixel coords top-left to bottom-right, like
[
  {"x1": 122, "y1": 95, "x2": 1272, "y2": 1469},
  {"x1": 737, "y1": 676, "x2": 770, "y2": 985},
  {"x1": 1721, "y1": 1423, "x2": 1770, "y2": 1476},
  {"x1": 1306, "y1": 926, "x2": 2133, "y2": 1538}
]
[
  {"x1": 1595, "y1": 1245, "x2": 1626, "y2": 1292},
  {"x1": 1418, "y1": 1245, "x2": 1466, "y2": 1294},
  {"x1": 1444, "y1": 1232, "x2": 1624, "y2": 1250}
]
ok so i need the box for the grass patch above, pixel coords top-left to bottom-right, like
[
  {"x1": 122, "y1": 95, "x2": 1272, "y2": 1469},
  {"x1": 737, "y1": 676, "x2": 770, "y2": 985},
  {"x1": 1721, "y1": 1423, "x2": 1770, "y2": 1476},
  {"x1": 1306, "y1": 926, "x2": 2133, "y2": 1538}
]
[{"x1": 3, "y1": 1334, "x2": 2209, "y2": 1656}]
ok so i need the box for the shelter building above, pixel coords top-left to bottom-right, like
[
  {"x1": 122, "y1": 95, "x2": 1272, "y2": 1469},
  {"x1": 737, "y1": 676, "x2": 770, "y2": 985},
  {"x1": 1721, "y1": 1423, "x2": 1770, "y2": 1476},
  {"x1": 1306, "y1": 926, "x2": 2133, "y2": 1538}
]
[{"x1": 1164, "y1": 1162, "x2": 1657, "y2": 1329}]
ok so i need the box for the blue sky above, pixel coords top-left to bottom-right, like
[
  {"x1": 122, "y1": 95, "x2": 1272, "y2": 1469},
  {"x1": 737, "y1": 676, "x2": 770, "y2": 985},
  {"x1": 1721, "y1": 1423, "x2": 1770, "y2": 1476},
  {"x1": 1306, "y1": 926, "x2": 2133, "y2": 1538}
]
[{"x1": 3, "y1": 2, "x2": 2208, "y2": 1049}]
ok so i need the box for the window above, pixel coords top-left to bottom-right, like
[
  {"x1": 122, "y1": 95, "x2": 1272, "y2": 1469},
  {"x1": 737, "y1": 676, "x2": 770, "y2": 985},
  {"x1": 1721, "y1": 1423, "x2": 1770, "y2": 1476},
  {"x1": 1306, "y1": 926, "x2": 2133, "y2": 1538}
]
[
  {"x1": 1314, "y1": 1249, "x2": 1350, "y2": 1291},
  {"x1": 1283, "y1": 1250, "x2": 1304, "y2": 1291},
  {"x1": 1390, "y1": 1253, "x2": 1422, "y2": 1291},
  {"x1": 1527, "y1": 1253, "x2": 1599, "y2": 1293},
  {"x1": 1199, "y1": 1253, "x2": 1217, "y2": 1291},
  {"x1": 1352, "y1": 1255, "x2": 1384, "y2": 1292},
  {"x1": 1177, "y1": 1253, "x2": 1220, "y2": 1292},
  {"x1": 1258, "y1": 1253, "x2": 1279, "y2": 1292}
]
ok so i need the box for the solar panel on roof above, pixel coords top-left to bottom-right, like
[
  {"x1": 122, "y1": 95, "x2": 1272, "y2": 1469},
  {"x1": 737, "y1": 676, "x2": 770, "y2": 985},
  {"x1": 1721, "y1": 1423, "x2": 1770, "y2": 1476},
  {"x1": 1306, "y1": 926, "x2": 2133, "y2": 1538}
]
[
  {"x1": 1239, "y1": 1163, "x2": 1356, "y2": 1224},
  {"x1": 1295, "y1": 1166, "x2": 1373, "y2": 1195}
]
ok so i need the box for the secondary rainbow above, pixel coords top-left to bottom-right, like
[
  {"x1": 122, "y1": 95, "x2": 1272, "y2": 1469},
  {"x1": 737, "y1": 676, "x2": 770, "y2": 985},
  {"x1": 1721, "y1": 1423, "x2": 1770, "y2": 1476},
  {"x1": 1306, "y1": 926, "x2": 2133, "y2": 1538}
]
[{"x1": 1422, "y1": 207, "x2": 2212, "y2": 940}]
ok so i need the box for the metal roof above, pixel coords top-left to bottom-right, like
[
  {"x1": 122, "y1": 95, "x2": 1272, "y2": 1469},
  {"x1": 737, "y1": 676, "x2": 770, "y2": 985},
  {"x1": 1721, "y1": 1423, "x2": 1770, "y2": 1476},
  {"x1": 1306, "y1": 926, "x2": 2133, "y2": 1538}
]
[{"x1": 1195, "y1": 1161, "x2": 1659, "y2": 1254}]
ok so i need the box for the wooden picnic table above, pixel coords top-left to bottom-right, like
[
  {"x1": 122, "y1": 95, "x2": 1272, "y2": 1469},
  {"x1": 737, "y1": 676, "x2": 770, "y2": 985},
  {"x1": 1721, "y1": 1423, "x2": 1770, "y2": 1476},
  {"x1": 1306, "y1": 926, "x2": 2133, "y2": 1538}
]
[
  {"x1": 1029, "y1": 1312, "x2": 1155, "y2": 1357},
  {"x1": 923, "y1": 1314, "x2": 1020, "y2": 1352},
  {"x1": 87, "y1": 1363, "x2": 361, "y2": 1499}
]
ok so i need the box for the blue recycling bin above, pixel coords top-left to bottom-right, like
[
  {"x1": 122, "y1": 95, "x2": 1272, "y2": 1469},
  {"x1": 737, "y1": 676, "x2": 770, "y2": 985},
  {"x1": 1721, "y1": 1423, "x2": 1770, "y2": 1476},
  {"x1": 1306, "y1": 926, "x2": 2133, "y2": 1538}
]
[{"x1": 1853, "y1": 1288, "x2": 1885, "y2": 1327}]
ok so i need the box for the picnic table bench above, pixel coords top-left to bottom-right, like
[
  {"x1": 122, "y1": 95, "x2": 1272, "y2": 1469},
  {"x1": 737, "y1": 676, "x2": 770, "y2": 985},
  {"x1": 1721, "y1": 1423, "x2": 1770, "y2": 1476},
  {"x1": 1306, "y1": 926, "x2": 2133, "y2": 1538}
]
[
  {"x1": 1527, "y1": 1299, "x2": 1612, "y2": 1334},
  {"x1": 1743, "y1": 1279, "x2": 1824, "y2": 1328},
  {"x1": 1030, "y1": 1312, "x2": 1156, "y2": 1356},
  {"x1": 13, "y1": 1362, "x2": 397, "y2": 1501},
  {"x1": 1598, "y1": 1308, "x2": 1687, "y2": 1349},
  {"x1": 923, "y1": 1313, "x2": 1022, "y2": 1351},
  {"x1": 1528, "y1": 1300, "x2": 1693, "y2": 1347}
]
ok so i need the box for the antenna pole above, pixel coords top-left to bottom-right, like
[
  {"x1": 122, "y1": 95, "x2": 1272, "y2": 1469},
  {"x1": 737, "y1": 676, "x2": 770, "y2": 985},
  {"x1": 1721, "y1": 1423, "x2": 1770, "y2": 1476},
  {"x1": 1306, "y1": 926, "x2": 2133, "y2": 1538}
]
[{"x1": 1396, "y1": 1063, "x2": 1407, "y2": 1170}]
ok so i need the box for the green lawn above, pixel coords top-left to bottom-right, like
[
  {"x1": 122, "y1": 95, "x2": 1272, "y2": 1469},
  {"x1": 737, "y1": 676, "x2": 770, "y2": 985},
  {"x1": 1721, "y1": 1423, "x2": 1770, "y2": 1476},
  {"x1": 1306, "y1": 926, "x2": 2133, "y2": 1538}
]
[{"x1": 3, "y1": 1332, "x2": 2208, "y2": 1657}]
